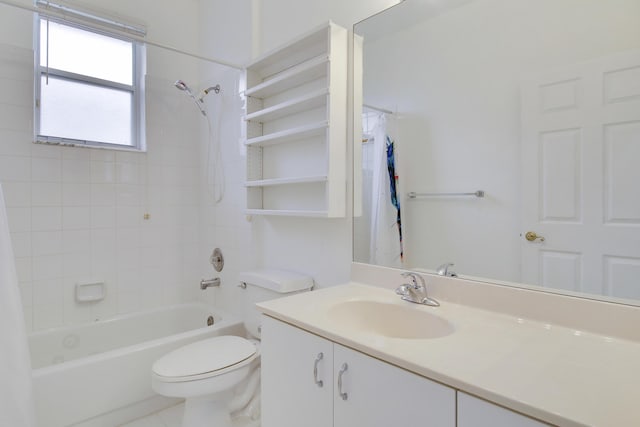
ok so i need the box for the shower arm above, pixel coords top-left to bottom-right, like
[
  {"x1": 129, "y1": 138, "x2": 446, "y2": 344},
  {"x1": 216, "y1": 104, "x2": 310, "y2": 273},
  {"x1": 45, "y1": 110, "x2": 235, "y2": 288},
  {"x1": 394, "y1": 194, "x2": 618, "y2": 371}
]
[{"x1": 198, "y1": 85, "x2": 221, "y2": 102}]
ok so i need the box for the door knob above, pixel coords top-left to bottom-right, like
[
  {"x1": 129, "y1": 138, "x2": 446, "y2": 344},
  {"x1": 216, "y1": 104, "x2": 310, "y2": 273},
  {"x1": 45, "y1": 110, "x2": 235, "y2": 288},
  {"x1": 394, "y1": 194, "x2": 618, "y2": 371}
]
[{"x1": 525, "y1": 231, "x2": 545, "y2": 242}]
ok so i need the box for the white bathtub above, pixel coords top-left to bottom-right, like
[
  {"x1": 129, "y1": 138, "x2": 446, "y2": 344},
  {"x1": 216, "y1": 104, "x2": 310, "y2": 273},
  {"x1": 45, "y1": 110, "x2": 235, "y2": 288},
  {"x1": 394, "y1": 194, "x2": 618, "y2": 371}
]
[{"x1": 29, "y1": 303, "x2": 245, "y2": 427}]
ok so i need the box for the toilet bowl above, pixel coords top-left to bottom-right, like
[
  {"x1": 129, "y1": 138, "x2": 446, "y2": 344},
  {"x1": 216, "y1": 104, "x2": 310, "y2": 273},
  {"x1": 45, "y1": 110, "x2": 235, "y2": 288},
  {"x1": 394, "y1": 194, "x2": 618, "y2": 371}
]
[
  {"x1": 152, "y1": 335, "x2": 259, "y2": 427},
  {"x1": 151, "y1": 269, "x2": 313, "y2": 427}
]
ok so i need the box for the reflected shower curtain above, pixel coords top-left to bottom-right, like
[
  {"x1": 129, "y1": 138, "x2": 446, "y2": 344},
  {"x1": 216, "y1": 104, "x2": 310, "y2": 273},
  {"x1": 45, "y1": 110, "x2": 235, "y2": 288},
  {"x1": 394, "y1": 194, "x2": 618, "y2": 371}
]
[
  {"x1": 369, "y1": 115, "x2": 403, "y2": 267},
  {"x1": 0, "y1": 184, "x2": 35, "y2": 427}
]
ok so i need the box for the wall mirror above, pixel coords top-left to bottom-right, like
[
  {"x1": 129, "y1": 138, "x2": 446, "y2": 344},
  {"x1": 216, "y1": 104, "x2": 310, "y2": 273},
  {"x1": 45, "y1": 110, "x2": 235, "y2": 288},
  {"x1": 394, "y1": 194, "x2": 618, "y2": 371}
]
[{"x1": 353, "y1": 0, "x2": 640, "y2": 305}]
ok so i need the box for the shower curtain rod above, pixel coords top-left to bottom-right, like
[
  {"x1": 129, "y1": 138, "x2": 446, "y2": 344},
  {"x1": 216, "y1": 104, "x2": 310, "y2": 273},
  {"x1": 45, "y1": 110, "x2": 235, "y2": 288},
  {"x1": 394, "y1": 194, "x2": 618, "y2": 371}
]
[
  {"x1": 0, "y1": 0, "x2": 243, "y2": 71},
  {"x1": 363, "y1": 103, "x2": 394, "y2": 115}
]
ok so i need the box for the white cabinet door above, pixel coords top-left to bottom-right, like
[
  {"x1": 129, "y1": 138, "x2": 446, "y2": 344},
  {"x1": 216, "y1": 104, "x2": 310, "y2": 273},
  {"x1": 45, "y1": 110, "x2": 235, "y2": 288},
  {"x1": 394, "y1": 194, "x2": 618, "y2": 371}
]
[
  {"x1": 333, "y1": 344, "x2": 455, "y2": 427},
  {"x1": 458, "y1": 392, "x2": 550, "y2": 427},
  {"x1": 261, "y1": 315, "x2": 334, "y2": 427}
]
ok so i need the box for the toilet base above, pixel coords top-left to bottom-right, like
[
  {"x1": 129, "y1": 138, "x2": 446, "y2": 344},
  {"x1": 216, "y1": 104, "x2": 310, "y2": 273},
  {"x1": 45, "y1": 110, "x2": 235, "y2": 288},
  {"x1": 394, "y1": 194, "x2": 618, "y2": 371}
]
[{"x1": 183, "y1": 394, "x2": 231, "y2": 427}]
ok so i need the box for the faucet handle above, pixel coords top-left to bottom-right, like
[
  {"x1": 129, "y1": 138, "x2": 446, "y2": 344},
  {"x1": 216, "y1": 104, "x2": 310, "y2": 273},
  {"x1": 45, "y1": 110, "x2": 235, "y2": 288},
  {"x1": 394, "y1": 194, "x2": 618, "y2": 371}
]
[
  {"x1": 436, "y1": 263, "x2": 457, "y2": 277},
  {"x1": 396, "y1": 273, "x2": 440, "y2": 307},
  {"x1": 401, "y1": 271, "x2": 426, "y2": 288}
]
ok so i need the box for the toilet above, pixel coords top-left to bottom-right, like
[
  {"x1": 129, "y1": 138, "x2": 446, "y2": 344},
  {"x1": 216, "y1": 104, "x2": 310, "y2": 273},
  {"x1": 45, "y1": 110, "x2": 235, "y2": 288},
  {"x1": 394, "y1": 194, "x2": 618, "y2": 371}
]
[{"x1": 151, "y1": 269, "x2": 313, "y2": 427}]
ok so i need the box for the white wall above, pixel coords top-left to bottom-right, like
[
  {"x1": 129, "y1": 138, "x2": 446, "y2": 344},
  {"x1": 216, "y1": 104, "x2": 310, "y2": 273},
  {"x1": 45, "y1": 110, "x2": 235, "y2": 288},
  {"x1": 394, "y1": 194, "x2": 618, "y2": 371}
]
[
  {"x1": 360, "y1": 0, "x2": 640, "y2": 281},
  {"x1": 258, "y1": 0, "x2": 402, "y2": 54},
  {"x1": 193, "y1": 0, "x2": 405, "y2": 321},
  {"x1": 194, "y1": 0, "x2": 256, "y2": 319},
  {"x1": 0, "y1": 0, "x2": 210, "y2": 332}
]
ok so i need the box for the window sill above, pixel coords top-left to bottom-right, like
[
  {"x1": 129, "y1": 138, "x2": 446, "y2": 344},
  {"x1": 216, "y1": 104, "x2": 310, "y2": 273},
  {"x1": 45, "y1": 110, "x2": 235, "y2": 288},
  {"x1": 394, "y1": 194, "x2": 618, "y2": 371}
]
[{"x1": 33, "y1": 139, "x2": 146, "y2": 153}]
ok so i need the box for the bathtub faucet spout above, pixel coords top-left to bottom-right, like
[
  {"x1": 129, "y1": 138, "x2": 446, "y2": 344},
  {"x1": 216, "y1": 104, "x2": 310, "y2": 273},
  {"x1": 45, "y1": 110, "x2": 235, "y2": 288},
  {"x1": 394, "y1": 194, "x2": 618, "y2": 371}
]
[{"x1": 200, "y1": 278, "x2": 221, "y2": 290}]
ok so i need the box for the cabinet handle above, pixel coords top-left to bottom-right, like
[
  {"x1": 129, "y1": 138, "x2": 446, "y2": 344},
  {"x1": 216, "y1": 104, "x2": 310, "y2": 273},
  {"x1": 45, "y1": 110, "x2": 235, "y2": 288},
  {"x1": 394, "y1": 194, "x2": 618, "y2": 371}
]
[
  {"x1": 338, "y1": 363, "x2": 348, "y2": 401},
  {"x1": 313, "y1": 352, "x2": 324, "y2": 388}
]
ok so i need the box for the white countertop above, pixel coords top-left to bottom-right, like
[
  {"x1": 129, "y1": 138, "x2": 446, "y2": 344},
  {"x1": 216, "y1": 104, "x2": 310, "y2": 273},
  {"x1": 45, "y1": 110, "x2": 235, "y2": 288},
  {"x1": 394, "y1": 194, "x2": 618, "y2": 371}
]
[{"x1": 257, "y1": 282, "x2": 640, "y2": 427}]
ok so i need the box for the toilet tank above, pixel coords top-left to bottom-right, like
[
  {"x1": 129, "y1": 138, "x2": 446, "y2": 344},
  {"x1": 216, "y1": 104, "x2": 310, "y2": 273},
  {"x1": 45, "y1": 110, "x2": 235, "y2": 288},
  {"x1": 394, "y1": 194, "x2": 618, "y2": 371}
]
[{"x1": 238, "y1": 269, "x2": 314, "y2": 338}]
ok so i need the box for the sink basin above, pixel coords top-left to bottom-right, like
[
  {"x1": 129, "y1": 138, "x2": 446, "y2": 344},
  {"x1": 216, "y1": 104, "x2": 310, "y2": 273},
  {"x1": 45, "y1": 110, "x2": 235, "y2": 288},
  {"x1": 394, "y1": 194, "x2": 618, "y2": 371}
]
[{"x1": 327, "y1": 300, "x2": 454, "y2": 339}]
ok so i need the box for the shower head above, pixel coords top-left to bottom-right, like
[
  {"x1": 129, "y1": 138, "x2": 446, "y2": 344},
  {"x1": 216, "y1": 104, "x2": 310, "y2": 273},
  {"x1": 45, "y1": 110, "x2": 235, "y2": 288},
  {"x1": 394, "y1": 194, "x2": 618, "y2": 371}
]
[
  {"x1": 174, "y1": 79, "x2": 206, "y2": 116},
  {"x1": 174, "y1": 80, "x2": 193, "y2": 95}
]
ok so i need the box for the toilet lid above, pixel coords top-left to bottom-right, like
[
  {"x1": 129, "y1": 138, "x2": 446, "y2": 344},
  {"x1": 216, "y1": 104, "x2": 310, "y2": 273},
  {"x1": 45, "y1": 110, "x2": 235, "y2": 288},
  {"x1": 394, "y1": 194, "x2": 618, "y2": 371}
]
[{"x1": 152, "y1": 336, "x2": 257, "y2": 379}]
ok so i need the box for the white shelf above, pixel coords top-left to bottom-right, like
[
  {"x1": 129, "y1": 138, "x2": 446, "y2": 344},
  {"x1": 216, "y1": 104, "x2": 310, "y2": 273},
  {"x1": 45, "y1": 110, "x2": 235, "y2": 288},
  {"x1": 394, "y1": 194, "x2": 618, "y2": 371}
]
[
  {"x1": 246, "y1": 209, "x2": 330, "y2": 218},
  {"x1": 246, "y1": 88, "x2": 329, "y2": 123},
  {"x1": 247, "y1": 22, "x2": 329, "y2": 78},
  {"x1": 245, "y1": 55, "x2": 328, "y2": 99},
  {"x1": 243, "y1": 22, "x2": 347, "y2": 218},
  {"x1": 245, "y1": 176, "x2": 328, "y2": 187},
  {"x1": 245, "y1": 121, "x2": 327, "y2": 147}
]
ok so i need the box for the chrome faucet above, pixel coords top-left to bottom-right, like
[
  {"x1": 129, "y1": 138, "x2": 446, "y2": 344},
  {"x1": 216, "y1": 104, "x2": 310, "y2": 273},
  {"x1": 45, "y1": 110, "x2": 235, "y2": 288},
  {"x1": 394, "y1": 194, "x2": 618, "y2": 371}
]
[
  {"x1": 396, "y1": 272, "x2": 440, "y2": 307},
  {"x1": 436, "y1": 262, "x2": 457, "y2": 277},
  {"x1": 200, "y1": 278, "x2": 221, "y2": 290}
]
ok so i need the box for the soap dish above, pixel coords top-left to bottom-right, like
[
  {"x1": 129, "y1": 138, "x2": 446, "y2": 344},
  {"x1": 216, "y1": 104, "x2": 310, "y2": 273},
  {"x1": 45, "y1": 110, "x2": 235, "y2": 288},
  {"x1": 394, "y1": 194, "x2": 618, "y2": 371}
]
[{"x1": 75, "y1": 281, "x2": 106, "y2": 303}]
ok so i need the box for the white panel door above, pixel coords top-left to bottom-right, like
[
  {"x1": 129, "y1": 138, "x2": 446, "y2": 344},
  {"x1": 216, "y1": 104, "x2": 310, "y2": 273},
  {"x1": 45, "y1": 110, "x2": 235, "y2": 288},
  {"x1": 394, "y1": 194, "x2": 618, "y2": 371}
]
[
  {"x1": 333, "y1": 344, "x2": 455, "y2": 427},
  {"x1": 521, "y1": 50, "x2": 640, "y2": 298},
  {"x1": 458, "y1": 392, "x2": 550, "y2": 427},
  {"x1": 261, "y1": 315, "x2": 334, "y2": 427}
]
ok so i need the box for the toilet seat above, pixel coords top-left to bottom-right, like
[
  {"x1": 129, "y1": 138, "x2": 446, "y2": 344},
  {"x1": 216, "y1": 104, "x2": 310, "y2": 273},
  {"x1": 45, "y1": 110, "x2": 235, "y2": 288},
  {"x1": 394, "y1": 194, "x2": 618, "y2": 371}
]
[{"x1": 152, "y1": 336, "x2": 258, "y2": 383}]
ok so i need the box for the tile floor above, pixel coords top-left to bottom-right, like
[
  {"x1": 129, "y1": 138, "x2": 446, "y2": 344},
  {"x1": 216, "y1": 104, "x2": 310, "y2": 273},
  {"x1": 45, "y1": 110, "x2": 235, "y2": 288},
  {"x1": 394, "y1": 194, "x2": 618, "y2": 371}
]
[
  {"x1": 120, "y1": 404, "x2": 183, "y2": 427},
  {"x1": 120, "y1": 403, "x2": 257, "y2": 427}
]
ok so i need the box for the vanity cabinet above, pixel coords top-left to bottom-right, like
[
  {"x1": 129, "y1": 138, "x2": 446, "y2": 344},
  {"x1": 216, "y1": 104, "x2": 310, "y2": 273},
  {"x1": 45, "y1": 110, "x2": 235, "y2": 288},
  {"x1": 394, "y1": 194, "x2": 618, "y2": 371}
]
[
  {"x1": 457, "y1": 392, "x2": 550, "y2": 427},
  {"x1": 261, "y1": 315, "x2": 334, "y2": 427},
  {"x1": 261, "y1": 315, "x2": 456, "y2": 427},
  {"x1": 332, "y1": 343, "x2": 455, "y2": 427},
  {"x1": 262, "y1": 315, "x2": 554, "y2": 427}
]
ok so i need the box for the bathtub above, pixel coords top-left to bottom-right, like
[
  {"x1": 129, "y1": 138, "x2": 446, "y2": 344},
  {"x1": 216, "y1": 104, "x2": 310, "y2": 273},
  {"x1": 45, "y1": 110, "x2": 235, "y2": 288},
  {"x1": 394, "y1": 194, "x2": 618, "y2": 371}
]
[{"x1": 29, "y1": 303, "x2": 245, "y2": 427}]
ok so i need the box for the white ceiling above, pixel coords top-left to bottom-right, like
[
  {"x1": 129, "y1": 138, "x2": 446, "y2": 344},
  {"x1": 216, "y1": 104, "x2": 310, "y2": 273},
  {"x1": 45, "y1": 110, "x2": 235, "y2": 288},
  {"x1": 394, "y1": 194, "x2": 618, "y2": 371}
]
[{"x1": 355, "y1": 0, "x2": 475, "y2": 42}]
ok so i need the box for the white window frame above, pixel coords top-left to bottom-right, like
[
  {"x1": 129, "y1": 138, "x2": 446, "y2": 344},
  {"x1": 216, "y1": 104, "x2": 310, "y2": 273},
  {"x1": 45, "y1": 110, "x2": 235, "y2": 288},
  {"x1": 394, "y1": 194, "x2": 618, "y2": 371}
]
[{"x1": 34, "y1": 15, "x2": 146, "y2": 151}]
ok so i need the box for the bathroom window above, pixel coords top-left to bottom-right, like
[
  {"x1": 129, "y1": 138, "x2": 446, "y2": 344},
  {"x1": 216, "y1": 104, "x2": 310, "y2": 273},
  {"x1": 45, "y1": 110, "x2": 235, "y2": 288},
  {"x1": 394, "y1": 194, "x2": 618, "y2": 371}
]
[{"x1": 35, "y1": 17, "x2": 146, "y2": 150}]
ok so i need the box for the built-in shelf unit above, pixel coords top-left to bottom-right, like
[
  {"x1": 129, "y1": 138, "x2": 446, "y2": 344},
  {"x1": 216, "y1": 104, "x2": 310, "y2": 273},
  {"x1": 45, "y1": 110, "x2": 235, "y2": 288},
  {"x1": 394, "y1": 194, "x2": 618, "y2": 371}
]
[{"x1": 243, "y1": 22, "x2": 348, "y2": 217}]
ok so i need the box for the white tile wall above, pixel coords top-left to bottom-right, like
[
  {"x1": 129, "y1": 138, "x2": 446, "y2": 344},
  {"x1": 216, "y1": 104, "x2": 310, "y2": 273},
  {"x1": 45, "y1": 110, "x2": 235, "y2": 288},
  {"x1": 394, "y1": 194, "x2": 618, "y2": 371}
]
[
  {"x1": 32, "y1": 182, "x2": 62, "y2": 207},
  {"x1": 32, "y1": 157, "x2": 62, "y2": 182},
  {"x1": 2, "y1": 181, "x2": 31, "y2": 206},
  {"x1": 6, "y1": 207, "x2": 30, "y2": 232},
  {"x1": 0, "y1": 41, "x2": 209, "y2": 332},
  {"x1": 0, "y1": 156, "x2": 31, "y2": 181},
  {"x1": 63, "y1": 207, "x2": 92, "y2": 230},
  {"x1": 32, "y1": 207, "x2": 62, "y2": 231}
]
